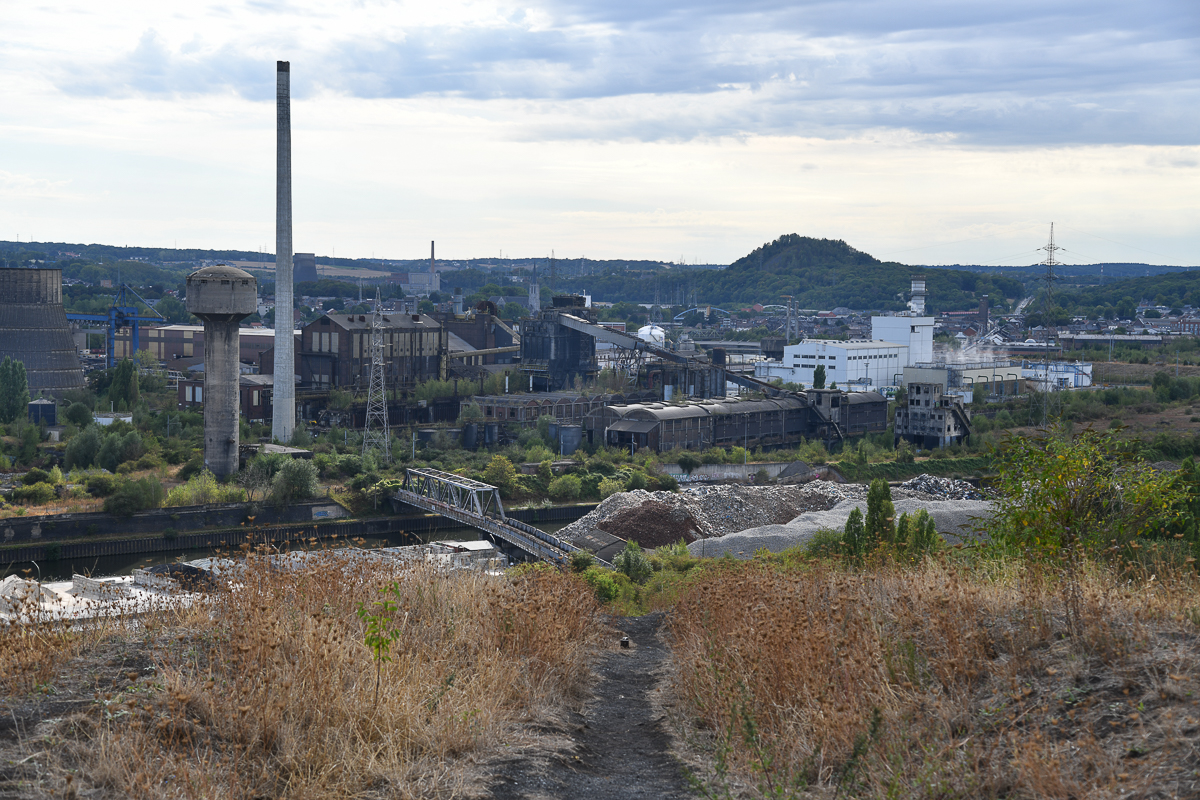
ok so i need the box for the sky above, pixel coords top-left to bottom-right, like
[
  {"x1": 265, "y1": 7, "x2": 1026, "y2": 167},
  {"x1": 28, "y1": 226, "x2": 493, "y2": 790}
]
[{"x1": 1, "y1": 0, "x2": 1198, "y2": 267}]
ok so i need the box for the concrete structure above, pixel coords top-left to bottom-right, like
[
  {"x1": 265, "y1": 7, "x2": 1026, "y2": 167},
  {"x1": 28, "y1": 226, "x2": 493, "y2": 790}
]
[
  {"x1": 0, "y1": 267, "x2": 85, "y2": 394},
  {"x1": 179, "y1": 373, "x2": 273, "y2": 424},
  {"x1": 1022, "y1": 360, "x2": 1093, "y2": 392},
  {"x1": 586, "y1": 390, "x2": 888, "y2": 453},
  {"x1": 870, "y1": 314, "x2": 934, "y2": 365},
  {"x1": 293, "y1": 252, "x2": 318, "y2": 283},
  {"x1": 273, "y1": 59, "x2": 296, "y2": 444},
  {"x1": 110, "y1": 324, "x2": 293, "y2": 371},
  {"x1": 903, "y1": 363, "x2": 1025, "y2": 400},
  {"x1": 186, "y1": 265, "x2": 257, "y2": 477},
  {"x1": 894, "y1": 382, "x2": 973, "y2": 449},
  {"x1": 755, "y1": 339, "x2": 907, "y2": 390}
]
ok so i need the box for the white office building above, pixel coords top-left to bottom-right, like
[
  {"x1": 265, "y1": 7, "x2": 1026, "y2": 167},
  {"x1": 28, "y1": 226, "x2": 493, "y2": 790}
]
[{"x1": 755, "y1": 339, "x2": 908, "y2": 390}]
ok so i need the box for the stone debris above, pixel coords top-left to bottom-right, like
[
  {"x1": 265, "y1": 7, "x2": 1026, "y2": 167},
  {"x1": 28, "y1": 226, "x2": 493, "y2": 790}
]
[
  {"x1": 897, "y1": 474, "x2": 986, "y2": 500},
  {"x1": 560, "y1": 474, "x2": 989, "y2": 553}
]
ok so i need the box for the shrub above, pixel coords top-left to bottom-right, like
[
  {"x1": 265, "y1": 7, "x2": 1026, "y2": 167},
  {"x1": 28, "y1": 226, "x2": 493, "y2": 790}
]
[
  {"x1": 85, "y1": 474, "x2": 118, "y2": 497},
  {"x1": 482, "y1": 455, "x2": 519, "y2": 498},
  {"x1": 581, "y1": 566, "x2": 619, "y2": 604},
  {"x1": 625, "y1": 471, "x2": 648, "y2": 491},
  {"x1": 677, "y1": 452, "x2": 702, "y2": 475},
  {"x1": 651, "y1": 472, "x2": 680, "y2": 493},
  {"x1": 613, "y1": 540, "x2": 652, "y2": 583},
  {"x1": 271, "y1": 459, "x2": 319, "y2": 504},
  {"x1": 569, "y1": 550, "x2": 596, "y2": 573},
  {"x1": 599, "y1": 477, "x2": 624, "y2": 499},
  {"x1": 165, "y1": 470, "x2": 247, "y2": 507},
  {"x1": 65, "y1": 426, "x2": 102, "y2": 469},
  {"x1": 548, "y1": 474, "x2": 582, "y2": 501},
  {"x1": 103, "y1": 477, "x2": 164, "y2": 516},
  {"x1": 805, "y1": 526, "x2": 846, "y2": 559},
  {"x1": 21, "y1": 468, "x2": 51, "y2": 486},
  {"x1": 11, "y1": 482, "x2": 56, "y2": 504},
  {"x1": 843, "y1": 506, "x2": 867, "y2": 559},
  {"x1": 864, "y1": 478, "x2": 895, "y2": 547},
  {"x1": 64, "y1": 402, "x2": 93, "y2": 427}
]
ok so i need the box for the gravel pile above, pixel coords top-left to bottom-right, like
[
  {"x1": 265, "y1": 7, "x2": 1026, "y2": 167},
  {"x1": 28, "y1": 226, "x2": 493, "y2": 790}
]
[
  {"x1": 687, "y1": 497, "x2": 995, "y2": 559},
  {"x1": 598, "y1": 501, "x2": 702, "y2": 548},
  {"x1": 898, "y1": 474, "x2": 986, "y2": 500},
  {"x1": 559, "y1": 484, "x2": 846, "y2": 545}
]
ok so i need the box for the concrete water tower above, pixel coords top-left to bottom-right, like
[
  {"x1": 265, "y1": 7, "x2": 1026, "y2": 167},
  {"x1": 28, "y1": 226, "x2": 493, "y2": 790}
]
[{"x1": 186, "y1": 265, "x2": 257, "y2": 477}]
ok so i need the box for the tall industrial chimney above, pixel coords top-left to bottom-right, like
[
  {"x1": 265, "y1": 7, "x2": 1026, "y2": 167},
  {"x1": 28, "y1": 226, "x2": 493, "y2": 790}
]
[{"x1": 272, "y1": 60, "x2": 296, "y2": 444}]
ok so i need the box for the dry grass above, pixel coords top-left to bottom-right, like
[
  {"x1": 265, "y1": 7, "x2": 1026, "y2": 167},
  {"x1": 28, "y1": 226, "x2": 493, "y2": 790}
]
[
  {"x1": 668, "y1": 555, "x2": 1200, "y2": 799},
  {"x1": 1, "y1": 555, "x2": 602, "y2": 799}
]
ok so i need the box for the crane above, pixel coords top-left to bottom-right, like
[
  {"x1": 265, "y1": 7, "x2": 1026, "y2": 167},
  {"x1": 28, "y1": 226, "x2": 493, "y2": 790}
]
[{"x1": 66, "y1": 283, "x2": 166, "y2": 368}]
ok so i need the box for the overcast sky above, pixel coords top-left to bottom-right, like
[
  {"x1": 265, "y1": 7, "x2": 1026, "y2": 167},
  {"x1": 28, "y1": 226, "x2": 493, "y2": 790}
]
[{"x1": 2, "y1": 0, "x2": 1197, "y2": 266}]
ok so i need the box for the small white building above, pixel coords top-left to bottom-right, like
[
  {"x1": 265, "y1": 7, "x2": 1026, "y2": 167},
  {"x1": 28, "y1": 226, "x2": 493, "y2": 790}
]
[
  {"x1": 1022, "y1": 361, "x2": 1093, "y2": 392},
  {"x1": 755, "y1": 339, "x2": 908, "y2": 390}
]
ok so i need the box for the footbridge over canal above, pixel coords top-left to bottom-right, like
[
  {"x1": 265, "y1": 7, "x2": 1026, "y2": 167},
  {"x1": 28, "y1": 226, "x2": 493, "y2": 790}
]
[{"x1": 393, "y1": 468, "x2": 612, "y2": 568}]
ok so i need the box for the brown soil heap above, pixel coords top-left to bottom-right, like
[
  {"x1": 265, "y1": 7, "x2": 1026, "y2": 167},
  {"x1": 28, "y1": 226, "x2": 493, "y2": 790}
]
[{"x1": 598, "y1": 500, "x2": 702, "y2": 548}]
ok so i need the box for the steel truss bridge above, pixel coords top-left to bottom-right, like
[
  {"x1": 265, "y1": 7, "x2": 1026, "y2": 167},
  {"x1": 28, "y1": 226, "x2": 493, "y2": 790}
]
[{"x1": 393, "y1": 468, "x2": 611, "y2": 567}]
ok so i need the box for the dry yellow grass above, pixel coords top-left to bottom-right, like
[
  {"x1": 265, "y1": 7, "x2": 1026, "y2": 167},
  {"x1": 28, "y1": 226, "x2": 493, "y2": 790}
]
[
  {"x1": 668, "y1": 555, "x2": 1200, "y2": 798},
  {"x1": 1, "y1": 555, "x2": 602, "y2": 799}
]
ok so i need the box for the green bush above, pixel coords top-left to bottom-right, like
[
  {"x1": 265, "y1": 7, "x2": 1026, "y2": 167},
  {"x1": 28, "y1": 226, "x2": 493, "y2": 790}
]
[
  {"x1": 581, "y1": 566, "x2": 619, "y2": 604},
  {"x1": 865, "y1": 478, "x2": 895, "y2": 547},
  {"x1": 85, "y1": 474, "x2": 118, "y2": 497},
  {"x1": 12, "y1": 482, "x2": 56, "y2": 504},
  {"x1": 843, "y1": 507, "x2": 867, "y2": 559},
  {"x1": 599, "y1": 477, "x2": 624, "y2": 499},
  {"x1": 103, "y1": 477, "x2": 164, "y2": 516},
  {"x1": 613, "y1": 540, "x2": 653, "y2": 583},
  {"x1": 625, "y1": 471, "x2": 648, "y2": 491},
  {"x1": 651, "y1": 472, "x2": 680, "y2": 492},
  {"x1": 64, "y1": 402, "x2": 93, "y2": 428},
  {"x1": 677, "y1": 452, "x2": 702, "y2": 474},
  {"x1": 569, "y1": 550, "x2": 596, "y2": 573},
  {"x1": 548, "y1": 474, "x2": 582, "y2": 501},
  {"x1": 805, "y1": 527, "x2": 846, "y2": 559},
  {"x1": 165, "y1": 470, "x2": 247, "y2": 507},
  {"x1": 21, "y1": 468, "x2": 51, "y2": 486},
  {"x1": 271, "y1": 459, "x2": 319, "y2": 504}
]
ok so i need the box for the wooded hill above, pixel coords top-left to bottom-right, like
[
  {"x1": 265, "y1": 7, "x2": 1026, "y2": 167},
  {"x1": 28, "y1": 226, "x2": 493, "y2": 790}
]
[{"x1": 552, "y1": 235, "x2": 1025, "y2": 313}]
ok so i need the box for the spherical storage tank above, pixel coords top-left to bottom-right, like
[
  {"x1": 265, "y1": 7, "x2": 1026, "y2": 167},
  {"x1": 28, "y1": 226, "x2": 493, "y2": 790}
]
[{"x1": 637, "y1": 325, "x2": 666, "y2": 346}]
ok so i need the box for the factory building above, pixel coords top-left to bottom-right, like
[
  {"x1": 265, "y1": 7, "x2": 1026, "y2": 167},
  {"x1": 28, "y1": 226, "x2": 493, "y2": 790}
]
[
  {"x1": 298, "y1": 311, "x2": 447, "y2": 391},
  {"x1": 894, "y1": 382, "x2": 973, "y2": 449},
  {"x1": 0, "y1": 267, "x2": 85, "y2": 395},
  {"x1": 1022, "y1": 360, "x2": 1093, "y2": 392},
  {"x1": 586, "y1": 390, "x2": 887, "y2": 453},
  {"x1": 110, "y1": 324, "x2": 292, "y2": 372},
  {"x1": 470, "y1": 391, "x2": 657, "y2": 428},
  {"x1": 755, "y1": 340, "x2": 908, "y2": 390}
]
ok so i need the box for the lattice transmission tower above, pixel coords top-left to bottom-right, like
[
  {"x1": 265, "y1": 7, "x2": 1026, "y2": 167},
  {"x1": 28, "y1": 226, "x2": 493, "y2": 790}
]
[
  {"x1": 362, "y1": 288, "x2": 391, "y2": 463},
  {"x1": 1040, "y1": 222, "x2": 1062, "y2": 314}
]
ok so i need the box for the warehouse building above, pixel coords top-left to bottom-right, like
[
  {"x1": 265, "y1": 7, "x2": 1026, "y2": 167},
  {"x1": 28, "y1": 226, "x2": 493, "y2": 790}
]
[{"x1": 297, "y1": 311, "x2": 447, "y2": 391}]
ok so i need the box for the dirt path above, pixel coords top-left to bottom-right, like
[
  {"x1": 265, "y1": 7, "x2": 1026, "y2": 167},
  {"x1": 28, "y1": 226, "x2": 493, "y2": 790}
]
[{"x1": 489, "y1": 611, "x2": 693, "y2": 799}]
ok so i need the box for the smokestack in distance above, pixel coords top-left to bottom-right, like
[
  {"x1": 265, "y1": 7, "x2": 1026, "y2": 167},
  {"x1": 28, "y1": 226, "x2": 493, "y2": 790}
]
[
  {"x1": 272, "y1": 59, "x2": 296, "y2": 444},
  {"x1": 431, "y1": 240, "x2": 436, "y2": 275}
]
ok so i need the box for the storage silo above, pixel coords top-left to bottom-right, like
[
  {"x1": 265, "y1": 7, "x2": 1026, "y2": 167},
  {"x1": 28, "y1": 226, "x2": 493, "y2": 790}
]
[{"x1": 0, "y1": 268, "x2": 85, "y2": 395}]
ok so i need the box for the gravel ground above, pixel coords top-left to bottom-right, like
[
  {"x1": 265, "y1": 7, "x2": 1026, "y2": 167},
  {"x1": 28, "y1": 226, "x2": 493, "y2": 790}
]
[{"x1": 686, "y1": 497, "x2": 995, "y2": 559}]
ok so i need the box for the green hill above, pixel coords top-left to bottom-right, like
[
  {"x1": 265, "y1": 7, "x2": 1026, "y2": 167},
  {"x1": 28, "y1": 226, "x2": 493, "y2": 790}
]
[{"x1": 556, "y1": 235, "x2": 1025, "y2": 312}]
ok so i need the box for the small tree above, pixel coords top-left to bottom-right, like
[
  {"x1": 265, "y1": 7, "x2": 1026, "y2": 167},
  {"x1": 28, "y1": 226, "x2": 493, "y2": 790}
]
[
  {"x1": 843, "y1": 507, "x2": 866, "y2": 559},
  {"x1": 483, "y1": 454, "x2": 519, "y2": 497},
  {"x1": 271, "y1": 458, "x2": 319, "y2": 504},
  {"x1": 0, "y1": 356, "x2": 29, "y2": 423},
  {"x1": 864, "y1": 478, "x2": 895, "y2": 547},
  {"x1": 812, "y1": 364, "x2": 826, "y2": 390},
  {"x1": 677, "y1": 452, "x2": 702, "y2": 475},
  {"x1": 65, "y1": 402, "x2": 93, "y2": 428},
  {"x1": 613, "y1": 540, "x2": 652, "y2": 583}
]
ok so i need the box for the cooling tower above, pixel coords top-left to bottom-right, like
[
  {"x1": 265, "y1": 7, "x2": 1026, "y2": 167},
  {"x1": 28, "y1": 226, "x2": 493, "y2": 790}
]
[
  {"x1": 0, "y1": 268, "x2": 85, "y2": 395},
  {"x1": 293, "y1": 252, "x2": 318, "y2": 283}
]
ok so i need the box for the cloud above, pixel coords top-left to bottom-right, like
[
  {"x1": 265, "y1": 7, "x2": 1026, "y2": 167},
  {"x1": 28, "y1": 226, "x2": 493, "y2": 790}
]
[{"x1": 44, "y1": 0, "x2": 1200, "y2": 146}]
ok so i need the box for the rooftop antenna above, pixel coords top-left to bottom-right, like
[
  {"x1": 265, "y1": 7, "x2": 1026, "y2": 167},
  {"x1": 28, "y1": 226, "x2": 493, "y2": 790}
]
[{"x1": 362, "y1": 286, "x2": 391, "y2": 464}]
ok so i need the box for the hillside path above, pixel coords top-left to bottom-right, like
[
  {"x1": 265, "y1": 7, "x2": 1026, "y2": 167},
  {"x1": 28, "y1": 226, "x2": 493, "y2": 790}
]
[{"x1": 489, "y1": 611, "x2": 693, "y2": 800}]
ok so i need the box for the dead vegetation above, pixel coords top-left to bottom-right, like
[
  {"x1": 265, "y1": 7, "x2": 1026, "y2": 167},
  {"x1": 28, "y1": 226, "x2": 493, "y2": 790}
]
[
  {"x1": 667, "y1": 554, "x2": 1200, "y2": 799},
  {"x1": 0, "y1": 556, "x2": 602, "y2": 799}
]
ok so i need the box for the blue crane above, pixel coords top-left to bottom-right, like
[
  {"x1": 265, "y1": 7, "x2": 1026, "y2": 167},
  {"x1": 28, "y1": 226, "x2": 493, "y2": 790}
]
[{"x1": 66, "y1": 284, "x2": 166, "y2": 369}]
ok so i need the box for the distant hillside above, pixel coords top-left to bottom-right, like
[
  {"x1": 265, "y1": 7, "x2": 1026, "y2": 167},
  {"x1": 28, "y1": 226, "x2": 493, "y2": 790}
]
[
  {"x1": 1055, "y1": 271, "x2": 1200, "y2": 315},
  {"x1": 557, "y1": 235, "x2": 1025, "y2": 312}
]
